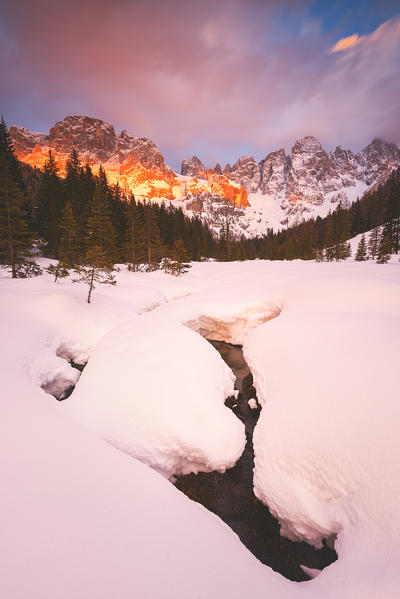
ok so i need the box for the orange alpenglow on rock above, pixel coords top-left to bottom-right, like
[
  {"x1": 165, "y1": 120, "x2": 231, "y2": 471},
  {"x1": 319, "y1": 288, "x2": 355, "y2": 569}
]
[{"x1": 9, "y1": 115, "x2": 248, "y2": 207}]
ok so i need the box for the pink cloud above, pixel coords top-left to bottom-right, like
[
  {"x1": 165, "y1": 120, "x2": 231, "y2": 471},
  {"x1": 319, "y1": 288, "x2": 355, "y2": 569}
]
[{"x1": 1, "y1": 1, "x2": 399, "y2": 168}]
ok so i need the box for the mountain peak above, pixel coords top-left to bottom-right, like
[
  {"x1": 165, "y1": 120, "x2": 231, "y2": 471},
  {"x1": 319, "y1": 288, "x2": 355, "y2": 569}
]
[
  {"x1": 292, "y1": 136, "x2": 323, "y2": 153},
  {"x1": 181, "y1": 156, "x2": 206, "y2": 178}
]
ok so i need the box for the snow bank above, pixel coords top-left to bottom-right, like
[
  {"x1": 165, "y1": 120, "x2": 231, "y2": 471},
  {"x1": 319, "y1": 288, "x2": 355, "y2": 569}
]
[
  {"x1": 1, "y1": 266, "x2": 296, "y2": 599},
  {"x1": 244, "y1": 274, "x2": 400, "y2": 597},
  {"x1": 66, "y1": 316, "x2": 246, "y2": 478},
  {"x1": 2, "y1": 259, "x2": 400, "y2": 599}
]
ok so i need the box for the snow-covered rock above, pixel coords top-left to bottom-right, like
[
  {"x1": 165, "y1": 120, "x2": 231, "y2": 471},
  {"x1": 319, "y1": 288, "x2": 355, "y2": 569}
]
[{"x1": 66, "y1": 316, "x2": 246, "y2": 479}]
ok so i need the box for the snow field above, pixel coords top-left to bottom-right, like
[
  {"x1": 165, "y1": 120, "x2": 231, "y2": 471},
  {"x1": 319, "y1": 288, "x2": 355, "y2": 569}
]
[{"x1": 1, "y1": 258, "x2": 400, "y2": 598}]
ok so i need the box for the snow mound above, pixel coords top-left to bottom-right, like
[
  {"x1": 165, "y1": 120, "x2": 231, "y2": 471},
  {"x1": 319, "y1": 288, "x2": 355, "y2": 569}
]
[
  {"x1": 66, "y1": 316, "x2": 246, "y2": 478},
  {"x1": 244, "y1": 275, "x2": 400, "y2": 596}
]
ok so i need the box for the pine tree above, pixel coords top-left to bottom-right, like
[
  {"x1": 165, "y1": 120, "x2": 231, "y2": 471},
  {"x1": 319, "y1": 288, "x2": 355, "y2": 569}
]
[
  {"x1": 368, "y1": 227, "x2": 381, "y2": 259},
  {"x1": 86, "y1": 179, "x2": 118, "y2": 262},
  {"x1": 218, "y1": 216, "x2": 233, "y2": 261},
  {"x1": 376, "y1": 234, "x2": 392, "y2": 264},
  {"x1": 124, "y1": 193, "x2": 145, "y2": 271},
  {"x1": 355, "y1": 235, "x2": 367, "y2": 261},
  {"x1": 144, "y1": 202, "x2": 164, "y2": 270},
  {"x1": 73, "y1": 183, "x2": 117, "y2": 302},
  {"x1": 335, "y1": 237, "x2": 351, "y2": 261},
  {"x1": 73, "y1": 244, "x2": 116, "y2": 303},
  {"x1": 59, "y1": 202, "x2": 81, "y2": 265},
  {"x1": 0, "y1": 136, "x2": 32, "y2": 277},
  {"x1": 37, "y1": 150, "x2": 65, "y2": 255},
  {"x1": 64, "y1": 149, "x2": 87, "y2": 235},
  {"x1": 0, "y1": 116, "x2": 27, "y2": 192},
  {"x1": 47, "y1": 202, "x2": 81, "y2": 281},
  {"x1": 169, "y1": 238, "x2": 191, "y2": 276}
]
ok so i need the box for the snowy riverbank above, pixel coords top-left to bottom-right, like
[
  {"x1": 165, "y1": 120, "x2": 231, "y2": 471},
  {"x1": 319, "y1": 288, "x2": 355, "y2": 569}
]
[{"x1": 1, "y1": 259, "x2": 399, "y2": 598}]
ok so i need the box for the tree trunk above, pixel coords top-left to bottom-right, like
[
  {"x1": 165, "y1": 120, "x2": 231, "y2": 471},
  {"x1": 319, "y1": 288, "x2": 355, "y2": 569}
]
[
  {"x1": 5, "y1": 180, "x2": 16, "y2": 278},
  {"x1": 147, "y1": 212, "x2": 151, "y2": 270},
  {"x1": 87, "y1": 266, "x2": 95, "y2": 303},
  {"x1": 131, "y1": 217, "x2": 135, "y2": 270}
]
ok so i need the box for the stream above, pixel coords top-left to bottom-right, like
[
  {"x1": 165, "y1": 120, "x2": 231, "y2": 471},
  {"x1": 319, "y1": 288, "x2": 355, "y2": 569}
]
[{"x1": 175, "y1": 340, "x2": 337, "y2": 582}]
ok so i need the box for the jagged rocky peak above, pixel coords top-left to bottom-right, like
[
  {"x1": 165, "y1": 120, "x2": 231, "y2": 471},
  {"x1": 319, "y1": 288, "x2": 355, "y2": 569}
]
[
  {"x1": 358, "y1": 138, "x2": 400, "y2": 186},
  {"x1": 8, "y1": 125, "x2": 49, "y2": 156},
  {"x1": 223, "y1": 163, "x2": 232, "y2": 174},
  {"x1": 228, "y1": 155, "x2": 260, "y2": 193},
  {"x1": 291, "y1": 135, "x2": 323, "y2": 154},
  {"x1": 290, "y1": 136, "x2": 331, "y2": 176},
  {"x1": 181, "y1": 155, "x2": 206, "y2": 178},
  {"x1": 117, "y1": 130, "x2": 165, "y2": 170},
  {"x1": 288, "y1": 136, "x2": 334, "y2": 202},
  {"x1": 260, "y1": 148, "x2": 290, "y2": 196},
  {"x1": 361, "y1": 138, "x2": 400, "y2": 162},
  {"x1": 49, "y1": 115, "x2": 118, "y2": 161},
  {"x1": 214, "y1": 163, "x2": 222, "y2": 175}
]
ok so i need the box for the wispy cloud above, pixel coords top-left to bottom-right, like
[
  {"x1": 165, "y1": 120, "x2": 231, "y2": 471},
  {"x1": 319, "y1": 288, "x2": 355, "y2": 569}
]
[{"x1": 331, "y1": 33, "x2": 361, "y2": 53}]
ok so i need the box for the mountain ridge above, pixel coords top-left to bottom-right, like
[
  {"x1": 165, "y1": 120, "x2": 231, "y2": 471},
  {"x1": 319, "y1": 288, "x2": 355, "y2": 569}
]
[{"x1": 9, "y1": 115, "x2": 400, "y2": 237}]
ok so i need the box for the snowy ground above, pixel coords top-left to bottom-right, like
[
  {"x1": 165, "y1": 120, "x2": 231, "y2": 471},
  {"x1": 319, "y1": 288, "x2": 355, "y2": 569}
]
[{"x1": 1, "y1": 258, "x2": 399, "y2": 598}]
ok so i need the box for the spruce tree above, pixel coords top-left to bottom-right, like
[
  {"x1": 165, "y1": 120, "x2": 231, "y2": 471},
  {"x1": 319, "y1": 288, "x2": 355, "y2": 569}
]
[
  {"x1": 169, "y1": 238, "x2": 191, "y2": 276},
  {"x1": 0, "y1": 142, "x2": 32, "y2": 277},
  {"x1": 64, "y1": 149, "x2": 87, "y2": 235},
  {"x1": 73, "y1": 183, "x2": 117, "y2": 303},
  {"x1": 85, "y1": 178, "x2": 118, "y2": 262},
  {"x1": 124, "y1": 193, "x2": 146, "y2": 271},
  {"x1": 73, "y1": 244, "x2": 116, "y2": 303},
  {"x1": 355, "y1": 235, "x2": 367, "y2": 261},
  {"x1": 335, "y1": 237, "x2": 351, "y2": 261},
  {"x1": 144, "y1": 202, "x2": 164, "y2": 271},
  {"x1": 37, "y1": 150, "x2": 65, "y2": 255},
  {"x1": 47, "y1": 202, "x2": 81, "y2": 281},
  {"x1": 218, "y1": 217, "x2": 233, "y2": 261},
  {"x1": 368, "y1": 227, "x2": 381, "y2": 259},
  {"x1": 376, "y1": 234, "x2": 392, "y2": 264}
]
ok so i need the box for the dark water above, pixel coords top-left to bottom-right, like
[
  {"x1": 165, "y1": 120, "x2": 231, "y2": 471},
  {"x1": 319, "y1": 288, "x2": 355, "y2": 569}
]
[
  {"x1": 58, "y1": 360, "x2": 86, "y2": 400},
  {"x1": 175, "y1": 340, "x2": 337, "y2": 582}
]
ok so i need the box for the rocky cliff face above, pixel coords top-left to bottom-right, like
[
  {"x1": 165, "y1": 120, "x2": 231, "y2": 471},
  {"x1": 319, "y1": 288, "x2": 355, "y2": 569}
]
[
  {"x1": 180, "y1": 135, "x2": 399, "y2": 234},
  {"x1": 228, "y1": 156, "x2": 260, "y2": 193},
  {"x1": 223, "y1": 135, "x2": 400, "y2": 200},
  {"x1": 10, "y1": 116, "x2": 247, "y2": 206},
  {"x1": 181, "y1": 156, "x2": 206, "y2": 178},
  {"x1": 209, "y1": 135, "x2": 400, "y2": 226}
]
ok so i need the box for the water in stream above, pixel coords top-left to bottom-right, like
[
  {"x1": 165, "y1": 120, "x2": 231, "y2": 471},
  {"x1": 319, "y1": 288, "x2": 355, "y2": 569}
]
[{"x1": 175, "y1": 340, "x2": 337, "y2": 581}]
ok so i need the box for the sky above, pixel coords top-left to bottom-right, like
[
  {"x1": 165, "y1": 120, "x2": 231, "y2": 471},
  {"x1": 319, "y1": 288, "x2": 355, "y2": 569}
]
[{"x1": 1, "y1": 0, "x2": 399, "y2": 170}]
